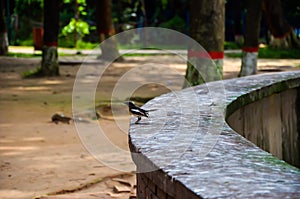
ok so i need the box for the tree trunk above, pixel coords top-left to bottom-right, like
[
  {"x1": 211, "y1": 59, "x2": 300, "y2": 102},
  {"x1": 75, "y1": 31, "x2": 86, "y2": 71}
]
[
  {"x1": 0, "y1": 1, "x2": 8, "y2": 55},
  {"x1": 184, "y1": 0, "x2": 224, "y2": 88},
  {"x1": 233, "y1": 0, "x2": 244, "y2": 44},
  {"x1": 239, "y1": 0, "x2": 263, "y2": 77},
  {"x1": 263, "y1": 0, "x2": 300, "y2": 49},
  {"x1": 95, "y1": 0, "x2": 123, "y2": 61},
  {"x1": 41, "y1": 0, "x2": 59, "y2": 76}
]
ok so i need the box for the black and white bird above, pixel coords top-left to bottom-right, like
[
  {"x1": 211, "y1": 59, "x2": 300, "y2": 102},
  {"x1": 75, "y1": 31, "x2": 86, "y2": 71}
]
[{"x1": 124, "y1": 101, "x2": 149, "y2": 124}]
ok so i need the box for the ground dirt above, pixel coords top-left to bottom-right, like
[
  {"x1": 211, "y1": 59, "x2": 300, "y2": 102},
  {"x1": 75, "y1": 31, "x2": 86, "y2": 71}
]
[{"x1": 0, "y1": 55, "x2": 299, "y2": 199}]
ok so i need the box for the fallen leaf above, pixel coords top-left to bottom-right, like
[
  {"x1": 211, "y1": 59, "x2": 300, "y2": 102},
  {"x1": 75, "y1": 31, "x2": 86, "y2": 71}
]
[{"x1": 113, "y1": 185, "x2": 131, "y2": 193}]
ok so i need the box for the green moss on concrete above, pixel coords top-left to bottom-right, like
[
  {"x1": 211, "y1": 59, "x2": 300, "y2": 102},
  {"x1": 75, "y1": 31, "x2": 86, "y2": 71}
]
[{"x1": 246, "y1": 152, "x2": 300, "y2": 172}]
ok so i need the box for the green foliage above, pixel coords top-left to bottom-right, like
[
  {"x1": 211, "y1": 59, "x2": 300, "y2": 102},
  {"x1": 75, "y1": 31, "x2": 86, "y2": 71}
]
[
  {"x1": 63, "y1": 0, "x2": 87, "y2": 16},
  {"x1": 75, "y1": 40, "x2": 98, "y2": 49},
  {"x1": 14, "y1": 0, "x2": 43, "y2": 42},
  {"x1": 14, "y1": 0, "x2": 43, "y2": 20},
  {"x1": 60, "y1": 0, "x2": 92, "y2": 48},
  {"x1": 282, "y1": 0, "x2": 300, "y2": 28},
  {"x1": 58, "y1": 36, "x2": 97, "y2": 49},
  {"x1": 161, "y1": 0, "x2": 168, "y2": 9},
  {"x1": 258, "y1": 48, "x2": 300, "y2": 59},
  {"x1": 58, "y1": 36, "x2": 75, "y2": 48},
  {"x1": 62, "y1": 18, "x2": 90, "y2": 37},
  {"x1": 159, "y1": 15, "x2": 186, "y2": 32},
  {"x1": 15, "y1": 0, "x2": 43, "y2": 13}
]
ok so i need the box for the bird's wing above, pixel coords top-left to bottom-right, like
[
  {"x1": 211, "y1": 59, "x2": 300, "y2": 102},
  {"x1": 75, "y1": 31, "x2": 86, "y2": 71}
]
[
  {"x1": 138, "y1": 107, "x2": 150, "y2": 116},
  {"x1": 130, "y1": 108, "x2": 148, "y2": 117},
  {"x1": 136, "y1": 107, "x2": 147, "y2": 112}
]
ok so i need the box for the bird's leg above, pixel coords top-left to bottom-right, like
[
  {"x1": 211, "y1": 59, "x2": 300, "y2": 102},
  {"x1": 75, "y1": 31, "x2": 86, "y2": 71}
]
[{"x1": 135, "y1": 116, "x2": 141, "y2": 124}]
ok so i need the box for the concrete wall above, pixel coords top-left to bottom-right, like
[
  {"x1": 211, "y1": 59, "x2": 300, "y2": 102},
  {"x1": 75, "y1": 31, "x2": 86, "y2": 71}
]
[
  {"x1": 129, "y1": 72, "x2": 300, "y2": 198},
  {"x1": 227, "y1": 87, "x2": 300, "y2": 168}
]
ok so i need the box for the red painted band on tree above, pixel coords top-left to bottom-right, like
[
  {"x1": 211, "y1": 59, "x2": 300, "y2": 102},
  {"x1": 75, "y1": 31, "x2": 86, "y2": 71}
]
[
  {"x1": 242, "y1": 47, "x2": 259, "y2": 52},
  {"x1": 44, "y1": 42, "x2": 58, "y2": 47},
  {"x1": 208, "y1": 51, "x2": 224, "y2": 59},
  {"x1": 188, "y1": 50, "x2": 224, "y2": 59}
]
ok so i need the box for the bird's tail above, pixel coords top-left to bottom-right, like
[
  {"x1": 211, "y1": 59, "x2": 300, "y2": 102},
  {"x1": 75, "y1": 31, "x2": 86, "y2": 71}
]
[{"x1": 145, "y1": 109, "x2": 157, "y2": 112}]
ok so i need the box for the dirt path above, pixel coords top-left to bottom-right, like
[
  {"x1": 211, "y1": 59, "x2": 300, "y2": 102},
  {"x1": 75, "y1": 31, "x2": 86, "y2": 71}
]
[
  {"x1": 0, "y1": 57, "x2": 136, "y2": 199},
  {"x1": 0, "y1": 55, "x2": 299, "y2": 199}
]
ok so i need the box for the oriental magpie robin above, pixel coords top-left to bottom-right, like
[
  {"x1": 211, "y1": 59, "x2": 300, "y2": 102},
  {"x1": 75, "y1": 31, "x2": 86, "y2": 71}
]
[{"x1": 124, "y1": 101, "x2": 149, "y2": 124}]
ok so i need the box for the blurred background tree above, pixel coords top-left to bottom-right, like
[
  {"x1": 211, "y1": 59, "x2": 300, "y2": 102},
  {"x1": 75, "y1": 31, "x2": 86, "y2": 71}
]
[
  {"x1": 0, "y1": 0, "x2": 8, "y2": 54},
  {"x1": 239, "y1": 0, "x2": 263, "y2": 77},
  {"x1": 95, "y1": 0, "x2": 122, "y2": 61},
  {"x1": 239, "y1": 0, "x2": 300, "y2": 77},
  {"x1": 184, "y1": 0, "x2": 224, "y2": 87},
  {"x1": 264, "y1": 0, "x2": 300, "y2": 49},
  {"x1": 41, "y1": 0, "x2": 60, "y2": 76}
]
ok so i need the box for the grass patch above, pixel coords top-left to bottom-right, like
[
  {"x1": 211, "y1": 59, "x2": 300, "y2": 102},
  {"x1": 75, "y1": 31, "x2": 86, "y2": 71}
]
[
  {"x1": 225, "y1": 52, "x2": 242, "y2": 58},
  {"x1": 259, "y1": 48, "x2": 300, "y2": 59},
  {"x1": 22, "y1": 67, "x2": 43, "y2": 78},
  {"x1": 75, "y1": 40, "x2": 98, "y2": 49},
  {"x1": 58, "y1": 37, "x2": 99, "y2": 49},
  {"x1": 224, "y1": 41, "x2": 241, "y2": 50},
  {"x1": 123, "y1": 53, "x2": 170, "y2": 57},
  {"x1": 18, "y1": 39, "x2": 34, "y2": 46},
  {"x1": 226, "y1": 48, "x2": 300, "y2": 59},
  {"x1": 119, "y1": 44, "x2": 187, "y2": 50},
  {"x1": 7, "y1": 52, "x2": 74, "y2": 58},
  {"x1": 7, "y1": 52, "x2": 41, "y2": 58}
]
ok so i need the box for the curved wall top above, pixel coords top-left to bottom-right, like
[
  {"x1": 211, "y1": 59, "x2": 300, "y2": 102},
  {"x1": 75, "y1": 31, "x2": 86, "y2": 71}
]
[{"x1": 129, "y1": 71, "x2": 300, "y2": 198}]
